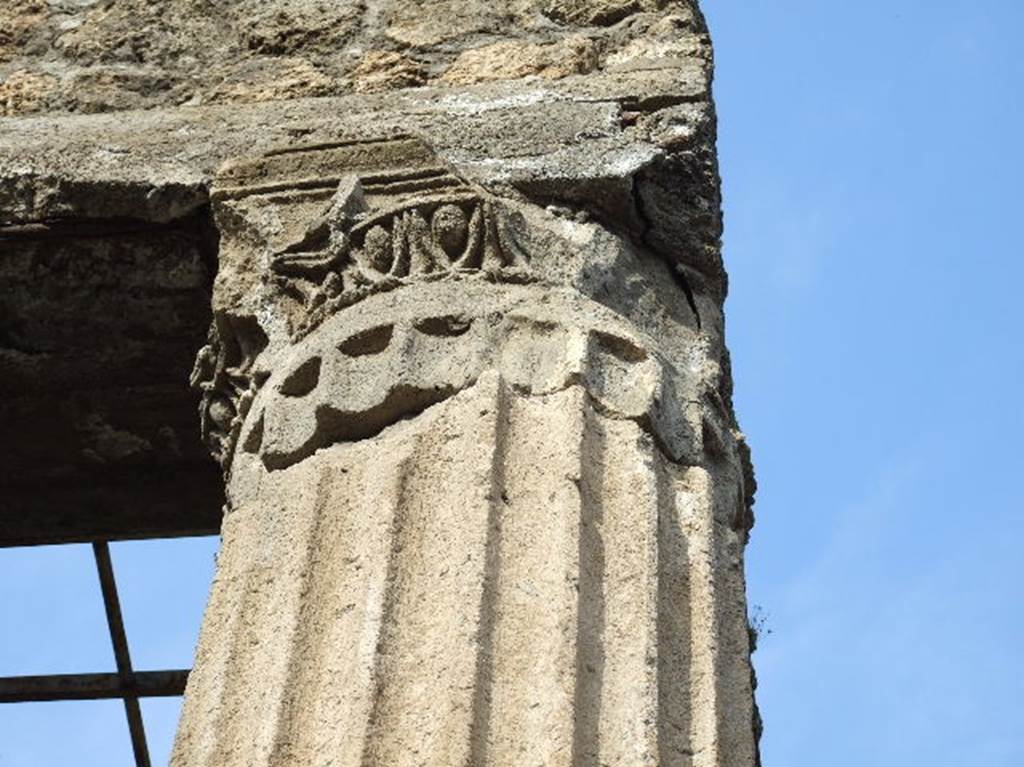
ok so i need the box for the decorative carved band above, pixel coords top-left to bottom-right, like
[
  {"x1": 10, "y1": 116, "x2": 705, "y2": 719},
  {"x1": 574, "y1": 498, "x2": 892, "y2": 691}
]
[
  {"x1": 277, "y1": 190, "x2": 534, "y2": 340},
  {"x1": 212, "y1": 135, "x2": 537, "y2": 339}
]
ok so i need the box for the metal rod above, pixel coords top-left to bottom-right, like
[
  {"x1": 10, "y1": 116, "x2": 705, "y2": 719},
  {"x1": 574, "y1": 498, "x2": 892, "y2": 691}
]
[
  {"x1": 93, "y1": 541, "x2": 151, "y2": 767},
  {"x1": 0, "y1": 670, "x2": 190, "y2": 703}
]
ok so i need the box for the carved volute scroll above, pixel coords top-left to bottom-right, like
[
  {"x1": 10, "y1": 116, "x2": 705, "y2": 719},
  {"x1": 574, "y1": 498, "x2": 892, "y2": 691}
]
[{"x1": 190, "y1": 313, "x2": 268, "y2": 467}]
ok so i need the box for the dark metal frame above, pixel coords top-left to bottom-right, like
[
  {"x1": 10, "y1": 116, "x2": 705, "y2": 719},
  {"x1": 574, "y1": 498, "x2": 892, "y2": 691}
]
[{"x1": 0, "y1": 541, "x2": 193, "y2": 767}]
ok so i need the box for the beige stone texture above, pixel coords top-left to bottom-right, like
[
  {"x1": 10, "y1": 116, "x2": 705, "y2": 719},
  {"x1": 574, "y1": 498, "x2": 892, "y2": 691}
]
[
  {"x1": 0, "y1": 69, "x2": 58, "y2": 116},
  {"x1": 0, "y1": 0, "x2": 51, "y2": 63},
  {"x1": 352, "y1": 51, "x2": 428, "y2": 94},
  {"x1": 202, "y1": 58, "x2": 336, "y2": 105},
  {"x1": 439, "y1": 36, "x2": 599, "y2": 86}
]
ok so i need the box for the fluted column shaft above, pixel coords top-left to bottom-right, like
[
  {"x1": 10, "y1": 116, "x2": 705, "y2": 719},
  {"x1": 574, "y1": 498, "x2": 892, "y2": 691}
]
[
  {"x1": 175, "y1": 281, "x2": 756, "y2": 766},
  {"x1": 177, "y1": 120, "x2": 758, "y2": 765}
]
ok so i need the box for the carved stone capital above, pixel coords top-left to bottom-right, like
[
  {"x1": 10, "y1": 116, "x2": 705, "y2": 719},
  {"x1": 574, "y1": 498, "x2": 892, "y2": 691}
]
[{"x1": 193, "y1": 134, "x2": 727, "y2": 478}]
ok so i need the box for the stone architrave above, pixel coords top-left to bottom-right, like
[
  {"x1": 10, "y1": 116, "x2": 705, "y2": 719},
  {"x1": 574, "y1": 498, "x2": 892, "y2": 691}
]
[{"x1": 175, "y1": 130, "x2": 758, "y2": 765}]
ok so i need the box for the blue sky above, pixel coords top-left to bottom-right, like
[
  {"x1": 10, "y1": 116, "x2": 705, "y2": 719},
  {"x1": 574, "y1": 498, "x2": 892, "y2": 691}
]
[
  {"x1": 2, "y1": 2, "x2": 1022, "y2": 764},
  {"x1": 706, "y1": 0, "x2": 1024, "y2": 763},
  {"x1": 1, "y1": 540, "x2": 218, "y2": 764}
]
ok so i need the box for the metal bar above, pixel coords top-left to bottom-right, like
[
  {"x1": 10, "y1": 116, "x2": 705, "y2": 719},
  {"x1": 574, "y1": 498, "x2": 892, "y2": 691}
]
[
  {"x1": 0, "y1": 670, "x2": 190, "y2": 703},
  {"x1": 93, "y1": 541, "x2": 151, "y2": 767}
]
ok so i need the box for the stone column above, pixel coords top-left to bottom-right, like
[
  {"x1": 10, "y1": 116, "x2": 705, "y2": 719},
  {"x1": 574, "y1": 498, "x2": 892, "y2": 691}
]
[{"x1": 174, "y1": 131, "x2": 758, "y2": 766}]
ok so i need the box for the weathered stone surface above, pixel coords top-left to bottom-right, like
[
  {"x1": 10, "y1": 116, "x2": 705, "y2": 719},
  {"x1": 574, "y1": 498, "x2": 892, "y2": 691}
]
[
  {"x1": 0, "y1": 215, "x2": 222, "y2": 545},
  {"x1": 0, "y1": 69, "x2": 57, "y2": 117},
  {"x1": 439, "y1": 36, "x2": 599, "y2": 85},
  {"x1": 0, "y1": 0, "x2": 712, "y2": 115},
  {"x1": 0, "y1": 0, "x2": 759, "y2": 761},
  {"x1": 352, "y1": 51, "x2": 428, "y2": 93}
]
